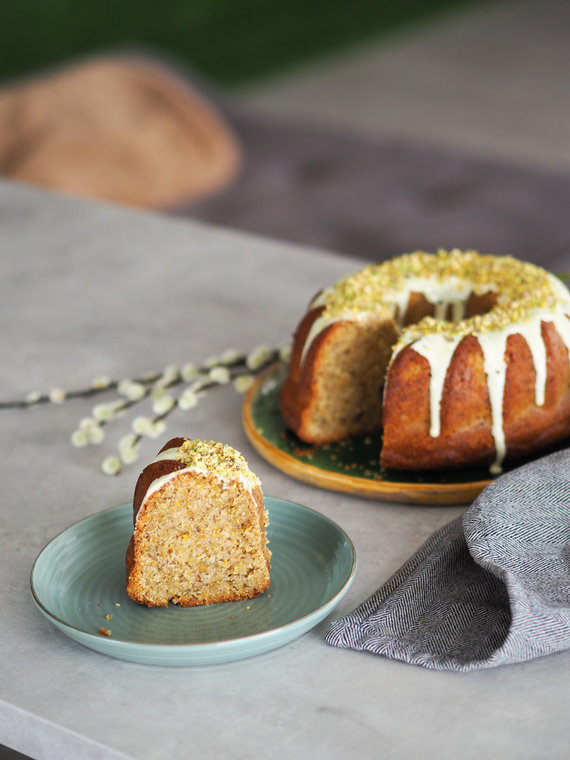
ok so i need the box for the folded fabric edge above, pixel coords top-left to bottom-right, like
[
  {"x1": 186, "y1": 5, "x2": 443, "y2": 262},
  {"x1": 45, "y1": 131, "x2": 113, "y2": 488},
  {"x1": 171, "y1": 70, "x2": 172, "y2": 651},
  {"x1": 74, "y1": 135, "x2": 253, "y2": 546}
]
[
  {"x1": 326, "y1": 448, "x2": 570, "y2": 671},
  {"x1": 324, "y1": 517, "x2": 466, "y2": 652},
  {"x1": 324, "y1": 630, "x2": 508, "y2": 672}
]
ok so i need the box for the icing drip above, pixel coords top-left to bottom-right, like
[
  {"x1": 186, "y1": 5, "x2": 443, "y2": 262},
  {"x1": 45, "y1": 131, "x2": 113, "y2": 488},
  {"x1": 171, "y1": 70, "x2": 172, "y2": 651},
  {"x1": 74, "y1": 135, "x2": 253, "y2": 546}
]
[
  {"x1": 409, "y1": 305, "x2": 570, "y2": 472},
  {"x1": 433, "y1": 302, "x2": 447, "y2": 321},
  {"x1": 451, "y1": 300, "x2": 467, "y2": 322},
  {"x1": 478, "y1": 331, "x2": 510, "y2": 474},
  {"x1": 407, "y1": 334, "x2": 461, "y2": 438},
  {"x1": 152, "y1": 447, "x2": 182, "y2": 463},
  {"x1": 521, "y1": 319, "x2": 547, "y2": 407}
]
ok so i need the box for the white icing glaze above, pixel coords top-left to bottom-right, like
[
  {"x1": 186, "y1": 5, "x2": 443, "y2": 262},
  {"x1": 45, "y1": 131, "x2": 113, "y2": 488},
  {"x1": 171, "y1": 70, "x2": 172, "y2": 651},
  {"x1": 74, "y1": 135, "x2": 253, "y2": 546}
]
[
  {"x1": 451, "y1": 299, "x2": 467, "y2": 322},
  {"x1": 407, "y1": 303, "x2": 570, "y2": 472},
  {"x1": 151, "y1": 447, "x2": 181, "y2": 462},
  {"x1": 479, "y1": 330, "x2": 509, "y2": 474},
  {"x1": 409, "y1": 334, "x2": 461, "y2": 438}
]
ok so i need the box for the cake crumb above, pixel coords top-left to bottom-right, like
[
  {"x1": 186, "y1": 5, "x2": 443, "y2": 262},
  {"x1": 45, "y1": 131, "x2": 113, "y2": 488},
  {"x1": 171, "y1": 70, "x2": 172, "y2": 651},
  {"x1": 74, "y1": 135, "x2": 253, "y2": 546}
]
[
  {"x1": 99, "y1": 627, "x2": 112, "y2": 636},
  {"x1": 105, "y1": 614, "x2": 113, "y2": 620}
]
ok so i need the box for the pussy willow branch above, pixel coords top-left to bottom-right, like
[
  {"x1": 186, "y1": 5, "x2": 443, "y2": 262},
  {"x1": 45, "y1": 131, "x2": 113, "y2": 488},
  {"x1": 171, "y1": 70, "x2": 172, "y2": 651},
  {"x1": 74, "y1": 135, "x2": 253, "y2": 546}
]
[
  {"x1": 0, "y1": 347, "x2": 279, "y2": 410},
  {"x1": 0, "y1": 343, "x2": 287, "y2": 475}
]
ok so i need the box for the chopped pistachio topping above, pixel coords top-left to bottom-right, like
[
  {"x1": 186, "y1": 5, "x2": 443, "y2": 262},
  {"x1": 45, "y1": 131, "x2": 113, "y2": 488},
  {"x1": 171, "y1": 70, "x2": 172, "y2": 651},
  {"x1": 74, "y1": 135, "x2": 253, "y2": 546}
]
[
  {"x1": 320, "y1": 249, "x2": 566, "y2": 341},
  {"x1": 177, "y1": 439, "x2": 260, "y2": 486}
]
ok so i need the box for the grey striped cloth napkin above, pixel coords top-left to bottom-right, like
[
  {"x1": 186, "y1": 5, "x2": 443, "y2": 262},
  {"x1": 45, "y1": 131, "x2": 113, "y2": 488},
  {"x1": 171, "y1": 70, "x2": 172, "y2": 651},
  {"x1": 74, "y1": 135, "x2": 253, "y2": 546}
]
[{"x1": 325, "y1": 448, "x2": 570, "y2": 671}]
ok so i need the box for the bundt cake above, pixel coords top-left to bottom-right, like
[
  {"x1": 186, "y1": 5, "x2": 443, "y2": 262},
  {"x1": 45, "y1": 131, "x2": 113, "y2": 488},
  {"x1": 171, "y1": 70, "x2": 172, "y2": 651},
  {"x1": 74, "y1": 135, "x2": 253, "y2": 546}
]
[
  {"x1": 126, "y1": 437, "x2": 270, "y2": 607},
  {"x1": 280, "y1": 249, "x2": 570, "y2": 473}
]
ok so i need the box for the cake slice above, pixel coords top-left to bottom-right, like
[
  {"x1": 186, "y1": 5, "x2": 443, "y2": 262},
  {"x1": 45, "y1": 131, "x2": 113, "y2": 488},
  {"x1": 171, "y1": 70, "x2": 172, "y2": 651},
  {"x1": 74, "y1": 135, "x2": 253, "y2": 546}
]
[{"x1": 126, "y1": 437, "x2": 270, "y2": 607}]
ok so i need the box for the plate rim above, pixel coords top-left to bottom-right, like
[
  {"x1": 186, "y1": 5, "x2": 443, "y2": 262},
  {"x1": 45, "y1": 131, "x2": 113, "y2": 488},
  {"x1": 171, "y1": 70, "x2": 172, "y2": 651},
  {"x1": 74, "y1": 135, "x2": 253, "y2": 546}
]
[
  {"x1": 30, "y1": 497, "x2": 357, "y2": 655},
  {"x1": 242, "y1": 363, "x2": 493, "y2": 505}
]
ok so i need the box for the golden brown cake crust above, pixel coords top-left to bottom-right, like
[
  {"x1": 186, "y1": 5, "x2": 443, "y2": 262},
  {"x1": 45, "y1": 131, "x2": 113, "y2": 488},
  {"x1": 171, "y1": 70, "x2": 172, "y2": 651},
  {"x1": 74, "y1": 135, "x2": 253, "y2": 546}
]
[
  {"x1": 280, "y1": 306, "x2": 398, "y2": 444},
  {"x1": 279, "y1": 305, "x2": 325, "y2": 441},
  {"x1": 381, "y1": 321, "x2": 570, "y2": 470}
]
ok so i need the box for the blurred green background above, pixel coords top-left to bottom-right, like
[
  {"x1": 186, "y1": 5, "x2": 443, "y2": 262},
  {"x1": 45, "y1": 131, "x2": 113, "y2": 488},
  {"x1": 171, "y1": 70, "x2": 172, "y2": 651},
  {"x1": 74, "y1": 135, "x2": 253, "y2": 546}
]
[{"x1": 1, "y1": 0, "x2": 482, "y2": 87}]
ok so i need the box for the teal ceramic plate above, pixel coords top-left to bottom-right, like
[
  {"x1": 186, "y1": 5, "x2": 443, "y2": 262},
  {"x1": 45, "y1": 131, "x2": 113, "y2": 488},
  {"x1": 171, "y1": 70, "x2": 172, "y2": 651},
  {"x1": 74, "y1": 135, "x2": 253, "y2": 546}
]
[
  {"x1": 243, "y1": 364, "x2": 569, "y2": 505},
  {"x1": 30, "y1": 498, "x2": 356, "y2": 666}
]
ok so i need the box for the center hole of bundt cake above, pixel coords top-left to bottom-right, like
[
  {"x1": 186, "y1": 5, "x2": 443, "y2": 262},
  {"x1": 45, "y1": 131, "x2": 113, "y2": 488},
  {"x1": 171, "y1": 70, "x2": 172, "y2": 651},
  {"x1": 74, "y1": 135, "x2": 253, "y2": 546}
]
[{"x1": 402, "y1": 290, "x2": 497, "y2": 327}]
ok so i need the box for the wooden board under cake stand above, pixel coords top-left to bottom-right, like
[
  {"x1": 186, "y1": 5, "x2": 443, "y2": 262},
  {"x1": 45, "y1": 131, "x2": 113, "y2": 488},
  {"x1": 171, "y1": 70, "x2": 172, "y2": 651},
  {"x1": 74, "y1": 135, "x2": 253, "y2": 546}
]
[{"x1": 242, "y1": 364, "x2": 494, "y2": 506}]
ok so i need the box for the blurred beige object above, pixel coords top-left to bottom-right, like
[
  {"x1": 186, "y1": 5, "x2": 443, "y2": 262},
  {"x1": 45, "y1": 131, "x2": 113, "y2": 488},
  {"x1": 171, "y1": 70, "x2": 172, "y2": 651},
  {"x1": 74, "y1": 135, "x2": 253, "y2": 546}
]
[{"x1": 0, "y1": 57, "x2": 242, "y2": 208}]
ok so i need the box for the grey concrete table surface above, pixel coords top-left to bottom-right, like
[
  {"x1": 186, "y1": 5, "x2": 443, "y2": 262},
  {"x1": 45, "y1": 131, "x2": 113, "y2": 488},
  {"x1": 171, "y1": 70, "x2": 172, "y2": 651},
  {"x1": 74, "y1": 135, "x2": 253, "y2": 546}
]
[{"x1": 1, "y1": 180, "x2": 568, "y2": 760}]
